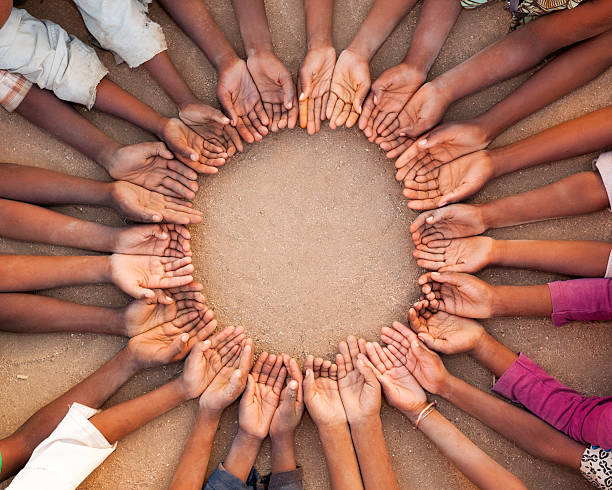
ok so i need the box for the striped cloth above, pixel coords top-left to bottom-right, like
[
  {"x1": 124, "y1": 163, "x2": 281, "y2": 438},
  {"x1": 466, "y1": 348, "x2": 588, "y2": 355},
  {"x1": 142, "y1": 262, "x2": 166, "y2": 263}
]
[{"x1": 0, "y1": 69, "x2": 32, "y2": 112}]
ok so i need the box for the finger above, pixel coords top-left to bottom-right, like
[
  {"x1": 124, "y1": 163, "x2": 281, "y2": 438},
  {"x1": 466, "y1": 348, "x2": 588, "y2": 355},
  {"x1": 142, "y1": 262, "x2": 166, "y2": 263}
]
[
  {"x1": 313, "y1": 96, "x2": 322, "y2": 133},
  {"x1": 303, "y1": 354, "x2": 314, "y2": 376},
  {"x1": 224, "y1": 125, "x2": 244, "y2": 153},
  {"x1": 321, "y1": 359, "x2": 332, "y2": 378},
  {"x1": 358, "y1": 92, "x2": 375, "y2": 131},
  {"x1": 218, "y1": 90, "x2": 239, "y2": 126},
  {"x1": 346, "y1": 335, "x2": 360, "y2": 364},
  {"x1": 334, "y1": 101, "x2": 351, "y2": 128},
  {"x1": 335, "y1": 353, "x2": 347, "y2": 379},
  {"x1": 267, "y1": 354, "x2": 284, "y2": 387},
  {"x1": 239, "y1": 339, "x2": 254, "y2": 377},
  {"x1": 338, "y1": 340, "x2": 353, "y2": 372},
  {"x1": 252, "y1": 351, "x2": 268, "y2": 378},
  {"x1": 345, "y1": 109, "x2": 360, "y2": 128},
  {"x1": 353, "y1": 84, "x2": 370, "y2": 115},
  {"x1": 235, "y1": 116, "x2": 256, "y2": 144},
  {"x1": 356, "y1": 353, "x2": 380, "y2": 386},
  {"x1": 273, "y1": 366, "x2": 288, "y2": 394},
  {"x1": 373, "y1": 342, "x2": 393, "y2": 370},
  {"x1": 320, "y1": 92, "x2": 329, "y2": 121},
  {"x1": 248, "y1": 110, "x2": 269, "y2": 138},
  {"x1": 325, "y1": 92, "x2": 338, "y2": 121},
  {"x1": 278, "y1": 104, "x2": 288, "y2": 129},
  {"x1": 298, "y1": 81, "x2": 308, "y2": 129},
  {"x1": 259, "y1": 353, "x2": 277, "y2": 384},
  {"x1": 253, "y1": 100, "x2": 270, "y2": 127},
  {"x1": 307, "y1": 96, "x2": 316, "y2": 135},
  {"x1": 280, "y1": 73, "x2": 296, "y2": 110},
  {"x1": 364, "y1": 342, "x2": 386, "y2": 373}
]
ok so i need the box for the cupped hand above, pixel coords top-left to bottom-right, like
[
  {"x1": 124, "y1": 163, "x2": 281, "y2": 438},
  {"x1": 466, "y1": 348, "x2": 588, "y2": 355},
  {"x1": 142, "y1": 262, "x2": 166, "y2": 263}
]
[
  {"x1": 401, "y1": 151, "x2": 495, "y2": 210},
  {"x1": 418, "y1": 271, "x2": 496, "y2": 319},
  {"x1": 270, "y1": 354, "x2": 305, "y2": 438},
  {"x1": 413, "y1": 236, "x2": 494, "y2": 273},
  {"x1": 302, "y1": 355, "x2": 346, "y2": 427},
  {"x1": 298, "y1": 46, "x2": 336, "y2": 134},
  {"x1": 200, "y1": 338, "x2": 254, "y2": 412},
  {"x1": 114, "y1": 224, "x2": 191, "y2": 257},
  {"x1": 110, "y1": 181, "x2": 203, "y2": 225},
  {"x1": 218, "y1": 57, "x2": 269, "y2": 143},
  {"x1": 326, "y1": 49, "x2": 370, "y2": 129},
  {"x1": 104, "y1": 142, "x2": 199, "y2": 200},
  {"x1": 410, "y1": 204, "x2": 486, "y2": 246},
  {"x1": 109, "y1": 254, "x2": 194, "y2": 299},
  {"x1": 179, "y1": 326, "x2": 246, "y2": 400},
  {"x1": 247, "y1": 51, "x2": 297, "y2": 132},
  {"x1": 336, "y1": 336, "x2": 381, "y2": 424},
  {"x1": 380, "y1": 321, "x2": 450, "y2": 395},
  {"x1": 359, "y1": 63, "x2": 425, "y2": 141},
  {"x1": 239, "y1": 352, "x2": 287, "y2": 440},
  {"x1": 127, "y1": 308, "x2": 217, "y2": 369}
]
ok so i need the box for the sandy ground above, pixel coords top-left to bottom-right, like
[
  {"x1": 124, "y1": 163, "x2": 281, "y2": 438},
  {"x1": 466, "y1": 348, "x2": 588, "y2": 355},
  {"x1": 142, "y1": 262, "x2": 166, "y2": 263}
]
[{"x1": 1, "y1": 0, "x2": 611, "y2": 488}]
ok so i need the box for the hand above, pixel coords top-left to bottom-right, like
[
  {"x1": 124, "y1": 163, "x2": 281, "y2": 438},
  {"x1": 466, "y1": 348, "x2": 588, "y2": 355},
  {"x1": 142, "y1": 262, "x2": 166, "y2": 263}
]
[
  {"x1": 418, "y1": 271, "x2": 496, "y2": 319},
  {"x1": 113, "y1": 224, "x2": 191, "y2": 257},
  {"x1": 270, "y1": 355, "x2": 304, "y2": 439},
  {"x1": 178, "y1": 326, "x2": 246, "y2": 399},
  {"x1": 127, "y1": 308, "x2": 217, "y2": 369},
  {"x1": 298, "y1": 46, "x2": 336, "y2": 134},
  {"x1": 410, "y1": 204, "x2": 486, "y2": 246},
  {"x1": 239, "y1": 352, "x2": 287, "y2": 440},
  {"x1": 380, "y1": 321, "x2": 450, "y2": 395},
  {"x1": 109, "y1": 254, "x2": 194, "y2": 299},
  {"x1": 200, "y1": 338, "x2": 253, "y2": 412},
  {"x1": 394, "y1": 122, "x2": 491, "y2": 178},
  {"x1": 103, "y1": 142, "x2": 199, "y2": 200},
  {"x1": 335, "y1": 336, "x2": 381, "y2": 424},
  {"x1": 302, "y1": 355, "x2": 346, "y2": 427},
  {"x1": 110, "y1": 181, "x2": 203, "y2": 225},
  {"x1": 407, "y1": 301, "x2": 485, "y2": 355},
  {"x1": 326, "y1": 49, "x2": 371, "y2": 129},
  {"x1": 160, "y1": 118, "x2": 228, "y2": 173},
  {"x1": 179, "y1": 102, "x2": 244, "y2": 156},
  {"x1": 413, "y1": 236, "x2": 495, "y2": 273},
  {"x1": 122, "y1": 283, "x2": 207, "y2": 337},
  {"x1": 218, "y1": 57, "x2": 269, "y2": 143},
  {"x1": 401, "y1": 151, "x2": 495, "y2": 210},
  {"x1": 359, "y1": 63, "x2": 426, "y2": 141},
  {"x1": 374, "y1": 132, "x2": 414, "y2": 158},
  {"x1": 247, "y1": 51, "x2": 298, "y2": 132},
  {"x1": 363, "y1": 341, "x2": 427, "y2": 421}
]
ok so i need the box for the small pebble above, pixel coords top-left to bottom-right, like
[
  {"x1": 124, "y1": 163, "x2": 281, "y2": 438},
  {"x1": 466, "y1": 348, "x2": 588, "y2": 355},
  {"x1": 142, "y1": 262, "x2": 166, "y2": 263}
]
[{"x1": 16, "y1": 374, "x2": 28, "y2": 380}]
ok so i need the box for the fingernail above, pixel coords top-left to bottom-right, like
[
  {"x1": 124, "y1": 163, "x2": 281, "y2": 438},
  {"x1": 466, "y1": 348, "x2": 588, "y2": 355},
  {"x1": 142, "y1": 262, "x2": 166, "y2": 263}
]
[
  {"x1": 419, "y1": 139, "x2": 427, "y2": 146},
  {"x1": 166, "y1": 296, "x2": 173, "y2": 302},
  {"x1": 222, "y1": 117, "x2": 230, "y2": 124},
  {"x1": 191, "y1": 154, "x2": 198, "y2": 161},
  {"x1": 299, "y1": 93, "x2": 305, "y2": 101},
  {"x1": 153, "y1": 215, "x2": 162, "y2": 222},
  {"x1": 432, "y1": 272, "x2": 440, "y2": 276}
]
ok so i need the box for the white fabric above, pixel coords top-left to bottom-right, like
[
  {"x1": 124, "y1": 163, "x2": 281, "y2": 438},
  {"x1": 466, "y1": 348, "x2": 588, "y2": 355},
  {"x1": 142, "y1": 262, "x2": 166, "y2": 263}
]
[
  {"x1": 73, "y1": 0, "x2": 167, "y2": 68},
  {"x1": 593, "y1": 151, "x2": 612, "y2": 211},
  {"x1": 0, "y1": 8, "x2": 108, "y2": 109},
  {"x1": 7, "y1": 403, "x2": 116, "y2": 490},
  {"x1": 606, "y1": 251, "x2": 612, "y2": 279}
]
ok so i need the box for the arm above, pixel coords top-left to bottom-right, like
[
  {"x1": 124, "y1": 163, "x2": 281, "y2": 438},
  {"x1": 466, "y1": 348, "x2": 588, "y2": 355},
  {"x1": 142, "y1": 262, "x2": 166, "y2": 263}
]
[{"x1": 318, "y1": 423, "x2": 364, "y2": 489}]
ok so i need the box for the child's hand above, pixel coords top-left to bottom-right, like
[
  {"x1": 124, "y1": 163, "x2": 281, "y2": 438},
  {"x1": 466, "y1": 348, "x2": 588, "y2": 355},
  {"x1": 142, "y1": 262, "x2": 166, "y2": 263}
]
[
  {"x1": 359, "y1": 63, "x2": 425, "y2": 141},
  {"x1": 381, "y1": 321, "x2": 451, "y2": 396},
  {"x1": 122, "y1": 283, "x2": 207, "y2": 337},
  {"x1": 270, "y1": 354, "x2": 304, "y2": 439},
  {"x1": 218, "y1": 57, "x2": 269, "y2": 143},
  {"x1": 110, "y1": 181, "x2": 203, "y2": 225},
  {"x1": 336, "y1": 336, "x2": 381, "y2": 425},
  {"x1": 406, "y1": 302, "x2": 485, "y2": 355},
  {"x1": 410, "y1": 204, "x2": 486, "y2": 247},
  {"x1": 200, "y1": 339, "x2": 253, "y2": 413},
  {"x1": 362, "y1": 342, "x2": 427, "y2": 422},
  {"x1": 113, "y1": 224, "x2": 192, "y2": 258},
  {"x1": 109, "y1": 254, "x2": 194, "y2": 299},
  {"x1": 302, "y1": 355, "x2": 346, "y2": 428},
  {"x1": 326, "y1": 49, "x2": 370, "y2": 129},
  {"x1": 103, "y1": 142, "x2": 199, "y2": 200},
  {"x1": 247, "y1": 51, "x2": 298, "y2": 132},
  {"x1": 238, "y1": 352, "x2": 286, "y2": 440},
  {"x1": 418, "y1": 271, "x2": 496, "y2": 319},
  {"x1": 127, "y1": 308, "x2": 217, "y2": 369},
  {"x1": 297, "y1": 46, "x2": 336, "y2": 134},
  {"x1": 413, "y1": 236, "x2": 494, "y2": 274},
  {"x1": 179, "y1": 326, "x2": 246, "y2": 400}
]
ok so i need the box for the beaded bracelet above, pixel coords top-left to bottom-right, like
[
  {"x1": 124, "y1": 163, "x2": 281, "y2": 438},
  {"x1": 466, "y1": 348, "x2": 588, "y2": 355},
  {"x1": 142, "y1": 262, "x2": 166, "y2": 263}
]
[{"x1": 415, "y1": 401, "x2": 437, "y2": 429}]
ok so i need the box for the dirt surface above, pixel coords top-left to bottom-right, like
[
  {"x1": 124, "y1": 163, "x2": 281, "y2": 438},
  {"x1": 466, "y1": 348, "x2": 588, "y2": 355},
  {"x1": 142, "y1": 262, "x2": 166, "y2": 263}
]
[{"x1": 1, "y1": 0, "x2": 611, "y2": 489}]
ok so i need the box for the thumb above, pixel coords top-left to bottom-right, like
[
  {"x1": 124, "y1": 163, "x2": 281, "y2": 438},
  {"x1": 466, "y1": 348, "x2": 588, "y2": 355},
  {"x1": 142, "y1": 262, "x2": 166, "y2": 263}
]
[
  {"x1": 167, "y1": 333, "x2": 190, "y2": 359},
  {"x1": 229, "y1": 369, "x2": 245, "y2": 397},
  {"x1": 356, "y1": 354, "x2": 379, "y2": 385},
  {"x1": 298, "y1": 71, "x2": 313, "y2": 101},
  {"x1": 437, "y1": 190, "x2": 459, "y2": 208},
  {"x1": 243, "y1": 373, "x2": 257, "y2": 400},
  {"x1": 286, "y1": 379, "x2": 299, "y2": 400},
  {"x1": 353, "y1": 84, "x2": 370, "y2": 114},
  {"x1": 148, "y1": 141, "x2": 174, "y2": 160},
  {"x1": 280, "y1": 73, "x2": 296, "y2": 109},
  {"x1": 210, "y1": 107, "x2": 231, "y2": 125},
  {"x1": 303, "y1": 368, "x2": 315, "y2": 393},
  {"x1": 133, "y1": 285, "x2": 155, "y2": 300},
  {"x1": 416, "y1": 332, "x2": 439, "y2": 351},
  {"x1": 416, "y1": 128, "x2": 443, "y2": 150},
  {"x1": 371, "y1": 86, "x2": 384, "y2": 106},
  {"x1": 217, "y1": 89, "x2": 239, "y2": 126},
  {"x1": 430, "y1": 271, "x2": 463, "y2": 286}
]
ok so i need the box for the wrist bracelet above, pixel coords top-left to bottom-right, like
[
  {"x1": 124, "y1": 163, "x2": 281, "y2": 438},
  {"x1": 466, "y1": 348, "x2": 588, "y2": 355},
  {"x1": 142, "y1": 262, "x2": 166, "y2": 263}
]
[{"x1": 415, "y1": 401, "x2": 437, "y2": 429}]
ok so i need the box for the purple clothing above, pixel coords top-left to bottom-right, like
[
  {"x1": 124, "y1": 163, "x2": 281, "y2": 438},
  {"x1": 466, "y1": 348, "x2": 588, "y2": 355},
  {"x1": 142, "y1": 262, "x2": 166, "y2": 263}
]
[
  {"x1": 493, "y1": 353, "x2": 612, "y2": 449},
  {"x1": 548, "y1": 278, "x2": 612, "y2": 326}
]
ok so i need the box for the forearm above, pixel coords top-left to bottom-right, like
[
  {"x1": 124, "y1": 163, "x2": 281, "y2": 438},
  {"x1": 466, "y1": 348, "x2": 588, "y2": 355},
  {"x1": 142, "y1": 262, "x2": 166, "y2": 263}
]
[
  {"x1": 157, "y1": 0, "x2": 240, "y2": 72},
  {"x1": 0, "y1": 255, "x2": 111, "y2": 292},
  {"x1": 439, "y1": 375, "x2": 585, "y2": 469},
  {"x1": 0, "y1": 163, "x2": 113, "y2": 206},
  {"x1": 348, "y1": 0, "x2": 418, "y2": 61},
  {"x1": 350, "y1": 417, "x2": 399, "y2": 490},
  {"x1": 0, "y1": 347, "x2": 140, "y2": 480},
  {"x1": 0, "y1": 293, "x2": 124, "y2": 335},
  {"x1": 548, "y1": 278, "x2": 612, "y2": 326},
  {"x1": 416, "y1": 409, "x2": 526, "y2": 490},
  {"x1": 469, "y1": 332, "x2": 518, "y2": 378},
  {"x1": 304, "y1": 0, "x2": 334, "y2": 49},
  {"x1": 0, "y1": 198, "x2": 119, "y2": 252},
  {"x1": 14, "y1": 86, "x2": 121, "y2": 168},
  {"x1": 480, "y1": 172, "x2": 609, "y2": 230},
  {"x1": 317, "y1": 423, "x2": 364, "y2": 490},
  {"x1": 143, "y1": 51, "x2": 199, "y2": 110},
  {"x1": 231, "y1": 0, "x2": 274, "y2": 55},
  {"x1": 169, "y1": 408, "x2": 222, "y2": 490},
  {"x1": 490, "y1": 239, "x2": 612, "y2": 277},
  {"x1": 475, "y1": 30, "x2": 612, "y2": 141},
  {"x1": 402, "y1": 0, "x2": 461, "y2": 74},
  {"x1": 489, "y1": 106, "x2": 612, "y2": 178},
  {"x1": 270, "y1": 433, "x2": 297, "y2": 473},
  {"x1": 89, "y1": 378, "x2": 188, "y2": 444},
  {"x1": 223, "y1": 430, "x2": 263, "y2": 482},
  {"x1": 490, "y1": 284, "x2": 552, "y2": 318}
]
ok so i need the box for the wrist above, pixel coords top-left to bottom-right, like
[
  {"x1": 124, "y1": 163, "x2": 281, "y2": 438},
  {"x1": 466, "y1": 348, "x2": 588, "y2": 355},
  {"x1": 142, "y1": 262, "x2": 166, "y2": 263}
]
[
  {"x1": 118, "y1": 345, "x2": 145, "y2": 375},
  {"x1": 197, "y1": 406, "x2": 223, "y2": 424},
  {"x1": 345, "y1": 42, "x2": 373, "y2": 61},
  {"x1": 398, "y1": 58, "x2": 430, "y2": 81},
  {"x1": 400, "y1": 400, "x2": 430, "y2": 425},
  {"x1": 236, "y1": 427, "x2": 265, "y2": 446},
  {"x1": 489, "y1": 285, "x2": 507, "y2": 316},
  {"x1": 346, "y1": 412, "x2": 380, "y2": 429},
  {"x1": 270, "y1": 429, "x2": 296, "y2": 445},
  {"x1": 245, "y1": 42, "x2": 274, "y2": 58},
  {"x1": 478, "y1": 201, "x2": 498, "y2": 231},
  {"x1": 96, "y1": 141, "x2": 123, "y2": 171},
  {"x1": 308, "y1": 36, "x2": 333, "y2": 50},
  {"x1": 214, "y1": 51, "x2": 241, "y2": 73},
  {"x1": 487, "y1": 238, "x2": 505, "y2": 267},
  {"x1": 155, "y1": 116, "x2": 171, "y2": 140},
  {"x1": 470, "y1": 113, "x2": 499, "y2": 144}
]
